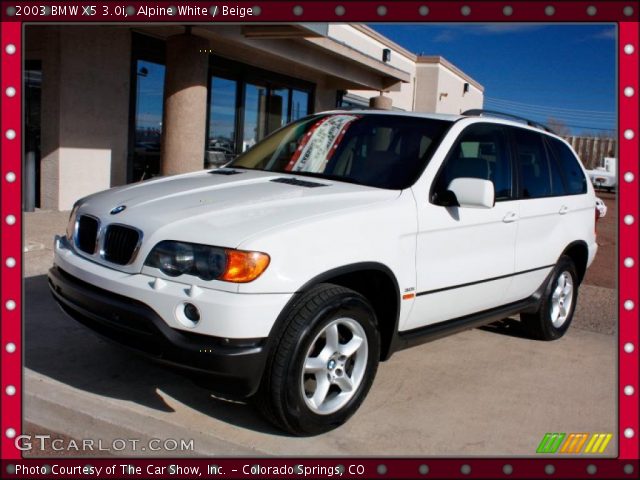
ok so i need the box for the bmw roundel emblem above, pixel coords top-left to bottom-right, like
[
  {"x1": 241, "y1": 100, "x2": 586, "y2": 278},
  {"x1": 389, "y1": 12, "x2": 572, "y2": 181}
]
[{"x1": 110, "y1": 205, "x2": 126, "y2": 215}]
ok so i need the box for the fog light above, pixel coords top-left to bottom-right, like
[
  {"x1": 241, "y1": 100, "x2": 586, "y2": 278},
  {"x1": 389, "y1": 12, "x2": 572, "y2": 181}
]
[{"x1": 184, "y1": 303, "x2": 200, "y2": 322}]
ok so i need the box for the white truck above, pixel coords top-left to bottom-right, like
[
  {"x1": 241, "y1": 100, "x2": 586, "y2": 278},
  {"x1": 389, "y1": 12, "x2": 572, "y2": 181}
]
[{"x1": 587, "y1": 157, "x2": 617, "y2": 192}]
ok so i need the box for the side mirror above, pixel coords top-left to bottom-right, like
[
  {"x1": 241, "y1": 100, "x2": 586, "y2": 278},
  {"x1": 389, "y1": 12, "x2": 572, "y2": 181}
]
[{"x1": 447, "y1": 177, "x2": 495, "y2": 208}]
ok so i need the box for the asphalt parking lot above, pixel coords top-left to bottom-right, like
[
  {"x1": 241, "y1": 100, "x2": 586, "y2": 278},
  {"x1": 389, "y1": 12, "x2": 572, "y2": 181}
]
[{"x1": 22, "y1": 195, "x2": 617, "y2": 457}]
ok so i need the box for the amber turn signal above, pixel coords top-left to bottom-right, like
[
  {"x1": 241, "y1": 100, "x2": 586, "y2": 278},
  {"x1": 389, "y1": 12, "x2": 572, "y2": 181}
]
[{"x1": 221, "y1": 250, "x2": 270, "y2": 283}]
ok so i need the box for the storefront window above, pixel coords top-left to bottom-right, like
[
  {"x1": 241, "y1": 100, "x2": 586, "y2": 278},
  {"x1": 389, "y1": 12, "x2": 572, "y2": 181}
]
[
  {"x1": 132, "y1": 60, "x2": 165, "y2": 181},
  {"x1": 243, "y1": 83, "x2": 268, "y2": 152},
  {"x1": 206, "y1": 77, "x2": 237, "y2": 167},
  {"x1": 207, "y1": 57, "x2": 314, "y2": 163},
  {"x1": 24, "y1": 61, "x2": 42, "y2": 210},
  {"x1": 268, "y1": 88, "x2": 290, "y2": 133},
  {"x1": 291, "y1": 89, "x2": 309, "y2": 121}
]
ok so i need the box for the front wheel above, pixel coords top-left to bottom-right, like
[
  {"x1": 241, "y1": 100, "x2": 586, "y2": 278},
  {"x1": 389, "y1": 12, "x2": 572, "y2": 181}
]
[
  {"x1": 256, "y1": 284, "x2": 380, "y2": 436},
  {"x1": 521, "y1": 255, "x2": 579, "y2": 340}
]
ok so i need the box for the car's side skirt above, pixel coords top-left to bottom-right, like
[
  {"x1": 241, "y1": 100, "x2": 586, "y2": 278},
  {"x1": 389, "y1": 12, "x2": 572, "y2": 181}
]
[
  {"x1": 395, "y1": 296, "x2": 538, "y2": 351},
  {"x1": 391, "y1": 267, "x2": 554, "y2": 354}
]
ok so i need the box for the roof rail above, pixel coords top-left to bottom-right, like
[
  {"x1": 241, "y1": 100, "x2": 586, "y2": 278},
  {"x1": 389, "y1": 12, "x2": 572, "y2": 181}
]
[{"x1": 461, "y1": 109, "x2": 556, "y2": 134}]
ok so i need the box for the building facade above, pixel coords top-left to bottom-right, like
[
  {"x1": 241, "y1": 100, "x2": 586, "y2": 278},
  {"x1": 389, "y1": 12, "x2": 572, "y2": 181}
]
[{"x1": 24, "y1": 24, "x2": 483, "y2": 211}]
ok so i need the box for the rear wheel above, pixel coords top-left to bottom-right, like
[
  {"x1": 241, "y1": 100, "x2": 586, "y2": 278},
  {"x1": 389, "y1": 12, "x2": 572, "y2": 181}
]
[
  {"x1": 521, "y1": 255, "x2": 579, "y2": 340},
  {"x1": 256, "y1": 283, "x2": 380, "y2": 435}
]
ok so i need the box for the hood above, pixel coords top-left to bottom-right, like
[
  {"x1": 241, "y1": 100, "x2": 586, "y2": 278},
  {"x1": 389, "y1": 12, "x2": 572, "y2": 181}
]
[{"x1": 77, "y1": 169, "x2": 400, "y2": 251}]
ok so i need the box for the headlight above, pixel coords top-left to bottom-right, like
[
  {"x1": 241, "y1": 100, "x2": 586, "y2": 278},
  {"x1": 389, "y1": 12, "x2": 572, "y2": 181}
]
[
  {"x1": 66, "y1": 205, "x2": 80, "y2": 240},
  {"x1": 144, "y1": 241, "x2": 270, "y2": 283}
]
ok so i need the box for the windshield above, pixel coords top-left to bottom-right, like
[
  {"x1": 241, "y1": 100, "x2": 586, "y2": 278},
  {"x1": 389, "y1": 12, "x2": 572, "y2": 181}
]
[{"x1": 229, "y1": 113, "x2": 452, "y2": 189}]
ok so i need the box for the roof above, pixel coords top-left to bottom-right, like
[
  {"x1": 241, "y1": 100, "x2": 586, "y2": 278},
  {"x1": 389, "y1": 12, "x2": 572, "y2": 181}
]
[
  {"x1": 320, "y1": 109, "x2": 463, "y2": 122},
  {"x1": 350, "y1": 25, "x2": 418, "y2": 62},
  {"x1": 318, "y1": 109, "x2": 565, "y2": 139}
]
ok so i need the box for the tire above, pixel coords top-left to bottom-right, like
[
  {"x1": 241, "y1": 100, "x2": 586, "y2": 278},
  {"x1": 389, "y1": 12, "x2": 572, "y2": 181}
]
[
  {"x1": 521, "y1": 255, "x2": 579, "y2": 340},
  {"x1": 255, "y1": 283, "x2": 380, "y2": 436}
]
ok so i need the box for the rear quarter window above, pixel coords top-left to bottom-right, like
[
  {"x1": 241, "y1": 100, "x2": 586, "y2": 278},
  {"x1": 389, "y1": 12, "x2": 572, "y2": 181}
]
[{"x1": 546, "y1": 137, "x2": 588, "y2": 195}]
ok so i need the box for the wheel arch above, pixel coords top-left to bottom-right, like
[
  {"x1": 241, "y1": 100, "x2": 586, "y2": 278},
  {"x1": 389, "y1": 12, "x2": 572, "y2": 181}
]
[
  {"x1": 560, "y1": 240, "x2": 589, "y2": 284},
  {"x1": 267, "y1": 262, "x2": 401, "y2": 362}
]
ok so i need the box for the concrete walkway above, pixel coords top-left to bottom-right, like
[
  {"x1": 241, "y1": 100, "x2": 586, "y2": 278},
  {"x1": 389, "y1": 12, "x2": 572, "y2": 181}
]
[{"x1": 23, "y1": 210, "x2": 617, "y2": 457}]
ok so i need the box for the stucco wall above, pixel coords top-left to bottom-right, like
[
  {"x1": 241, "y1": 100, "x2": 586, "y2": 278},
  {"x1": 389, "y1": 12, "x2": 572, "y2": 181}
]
[
  {"x1": 27, "y1": 26, "x2": 131, "y2": 210},
  {"x1": 434, "y1": 64, "x2": 483, "y2": 114},
  {"x1": 414, "y1": 64, "x2": 439, "y2": 112},
  {"x1": 330, "y1": 25, "x2": 416, "y2": 111},
  {"x1": 415, "y1": 63, "x2": 483, "y2": 114}
]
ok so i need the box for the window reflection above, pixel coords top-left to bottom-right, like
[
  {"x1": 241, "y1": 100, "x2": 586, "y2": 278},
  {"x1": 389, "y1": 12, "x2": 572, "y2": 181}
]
[
  {"x1": 243, "y1": 83, "x2": 268, "y2": 152},
  {"x1": 133, "y1": 60, "x2": 165, "y2": 181},
  {"x1": 291, "y1": 89, "x2": 309, "y2": 121},
  {"x1": 207, "y1": 77, "x2": 237, "y2": 167},
  {"x1": 268, "y1": 88, "x2": 290, "y2": 133},
  {"x1": 206, "y1": 63, "x2": 313, "y2": 164}
]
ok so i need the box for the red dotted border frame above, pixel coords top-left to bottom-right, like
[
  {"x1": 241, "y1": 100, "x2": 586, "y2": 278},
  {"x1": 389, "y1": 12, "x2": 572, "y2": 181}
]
[{"x1": 1, "y1": 2, "x2": 638, "y2": 477}]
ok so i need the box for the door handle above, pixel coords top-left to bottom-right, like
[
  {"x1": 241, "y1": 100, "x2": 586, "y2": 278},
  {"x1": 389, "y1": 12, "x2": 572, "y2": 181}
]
[
  {"x1": 559, "y1": 205, "x2": 569, "y2": 215},
  {"x1": 503, "y1": 212, "x2": 518, "y2": 223}
]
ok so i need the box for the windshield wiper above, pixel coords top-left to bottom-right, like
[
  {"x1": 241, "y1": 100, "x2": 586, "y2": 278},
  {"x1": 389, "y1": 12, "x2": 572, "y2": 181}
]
[{"x1": 274, "y1": 170, "x2": 363, "y2": 186}]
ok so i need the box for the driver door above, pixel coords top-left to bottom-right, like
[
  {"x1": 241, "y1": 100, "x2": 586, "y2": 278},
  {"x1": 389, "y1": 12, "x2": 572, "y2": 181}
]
[{"x1": 406, "y1": 123, "x2": 519, "y2": 331}]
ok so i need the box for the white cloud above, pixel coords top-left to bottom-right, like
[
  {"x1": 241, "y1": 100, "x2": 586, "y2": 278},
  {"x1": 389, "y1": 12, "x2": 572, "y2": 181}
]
[
  {"x1": 593, "y1": 28, "x2": 616, "y2": 40},
  {"x1": 471, "y1": 24, "x2": 543, "y2": 34},
  {"x1": 433, "y1": 30, "x2": 456, "y2": 43}
]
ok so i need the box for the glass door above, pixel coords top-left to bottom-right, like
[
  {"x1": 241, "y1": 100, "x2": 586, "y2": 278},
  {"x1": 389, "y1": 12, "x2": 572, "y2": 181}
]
[
  {"x1": 267, "y1": 87, "x2": 290, "y2": 133},
  {"x1": 24, "y1": 60, "x2": 41, "y2": 210},
  {"x1": 242, "y1": 83, "x2": 268, "y2": 152},
  {"x1": 206, "y1": 56, "x2": 315, "y2": 162},
  {"x1": 291, "y1": 89, "x2": 309, "y2": 121},
  {"x1": 132, "y1": 60, "x2": 165, "y2": 181},
  {"x1": 206, "y1": 77, "x2": 238, "y2": 167}
]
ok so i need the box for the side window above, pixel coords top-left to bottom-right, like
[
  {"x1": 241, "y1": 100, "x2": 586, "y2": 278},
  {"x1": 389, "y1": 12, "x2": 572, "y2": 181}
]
[
  {"x1": 513, "y1": 128, "x2": 562, "y2": 198},
  {"x1": 546, "y1": 137, "x2": 588, "y2": 195},
  {"x1": 433, "y1": 123, "x2": 512, "y2": 202},
  {"x1": 547, "y1": 141, "x2": 567, "y2": 196}
]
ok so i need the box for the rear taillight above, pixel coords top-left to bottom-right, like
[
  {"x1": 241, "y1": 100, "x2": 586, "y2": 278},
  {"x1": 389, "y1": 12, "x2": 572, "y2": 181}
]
[{"x1": 595, "y1": 207, "x2": 601, "y2": 236}]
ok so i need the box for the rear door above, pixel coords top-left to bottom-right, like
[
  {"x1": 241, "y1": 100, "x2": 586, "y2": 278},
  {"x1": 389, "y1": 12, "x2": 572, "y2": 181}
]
[{"x1": 507, "y1": 127, "x2": 571, "y2": 301}]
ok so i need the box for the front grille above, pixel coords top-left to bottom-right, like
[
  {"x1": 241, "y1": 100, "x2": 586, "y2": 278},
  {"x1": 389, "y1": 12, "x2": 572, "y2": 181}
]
[
  {"x1": 76, "y1": 215, "x2": 99, "y2": 254},
  {"x1": 103, "y1": 225, "x2": 140, "y2": 265}
]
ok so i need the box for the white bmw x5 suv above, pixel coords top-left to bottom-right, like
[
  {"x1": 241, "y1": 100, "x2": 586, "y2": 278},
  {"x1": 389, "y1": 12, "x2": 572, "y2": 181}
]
[{"x1": 49, "y1": 110, "x2": 598, "y2": 435}]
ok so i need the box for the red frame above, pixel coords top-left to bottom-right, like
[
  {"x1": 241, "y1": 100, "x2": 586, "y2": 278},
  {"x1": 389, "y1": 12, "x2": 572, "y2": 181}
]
[{"x1": 1, "y1": 2, "x2": 638, "y2": 477}]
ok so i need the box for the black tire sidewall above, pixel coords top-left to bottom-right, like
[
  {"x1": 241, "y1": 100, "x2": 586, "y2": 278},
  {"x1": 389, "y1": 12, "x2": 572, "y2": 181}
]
[
  {"x1": 282, "y1": 293, "x2": 379, "y2": 435},
  {"x1": 539, "y1": 256, "x2": 579, "y2": 339}
]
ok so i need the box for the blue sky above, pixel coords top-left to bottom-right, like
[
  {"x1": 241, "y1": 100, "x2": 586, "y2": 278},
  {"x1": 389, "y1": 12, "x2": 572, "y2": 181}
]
[{"x1": 369, "y1": 24, "x2": 616, "y2": 135}]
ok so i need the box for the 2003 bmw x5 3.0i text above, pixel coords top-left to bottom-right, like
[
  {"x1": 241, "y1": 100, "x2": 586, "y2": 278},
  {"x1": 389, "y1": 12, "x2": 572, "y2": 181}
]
[{"x1": 49, "y1": 110, "x2": 599, "y2": 435}]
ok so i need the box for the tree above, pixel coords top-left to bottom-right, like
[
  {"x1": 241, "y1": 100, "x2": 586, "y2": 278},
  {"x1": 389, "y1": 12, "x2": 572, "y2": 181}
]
[{"x1": 546, "y1": 117, "x2": 571, "y2": 136}]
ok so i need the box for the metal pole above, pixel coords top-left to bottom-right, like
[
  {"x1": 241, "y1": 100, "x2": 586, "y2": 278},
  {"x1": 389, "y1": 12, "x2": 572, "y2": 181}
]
[{"x1": 24, "y1": 151, "x2": 36, "y2": 212}]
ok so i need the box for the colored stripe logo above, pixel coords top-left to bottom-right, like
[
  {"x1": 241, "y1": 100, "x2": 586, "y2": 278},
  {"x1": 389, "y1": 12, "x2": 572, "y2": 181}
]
[
  {"x1": 584, "y1": 433, "x2": 613, "y2": 454},
  {"x1": 537, "y1": 433, "x2": 566, "y2": 453},
  {"x1": 537, "y1": 433, "x2": 612, "y2": 454}
]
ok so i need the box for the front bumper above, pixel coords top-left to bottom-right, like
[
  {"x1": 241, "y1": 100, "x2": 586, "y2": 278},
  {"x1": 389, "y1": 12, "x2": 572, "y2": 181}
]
[
  {"x1": 53, "y1": 235, "x2": 292, "y2": 339},
  {"x1": 49, "y1": 265, "x2": 268, "y2": 398}
]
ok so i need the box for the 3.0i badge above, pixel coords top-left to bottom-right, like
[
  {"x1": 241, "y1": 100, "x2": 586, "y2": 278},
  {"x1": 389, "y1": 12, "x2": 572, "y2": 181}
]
[{"x1": 110, "y1": 205, "x2": 126, "y2": 215}]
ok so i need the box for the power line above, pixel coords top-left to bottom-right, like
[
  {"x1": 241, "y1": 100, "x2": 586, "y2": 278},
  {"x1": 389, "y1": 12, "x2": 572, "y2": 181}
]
[
  {"x1": 483, "y1": 103, "x2": 615, "y2": 131},
  {"x1": 483, "y1": 106, "x2": 616, "y2": 128},
  {"x1": 483, "y1": 100, "x2": 616, "y2": 122},
  {"x1": 485, "y1": 96, "x2": 616, "y2": 117},
  {"x1": 481, "y1": 105, "x2": 615, "y2": 132},
  {"x1": 484, "y1": 104, "x2": 616, "y2": 122},
  {"x1": 553, "y1": 124, "x2": 615, "y2": 133}
]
